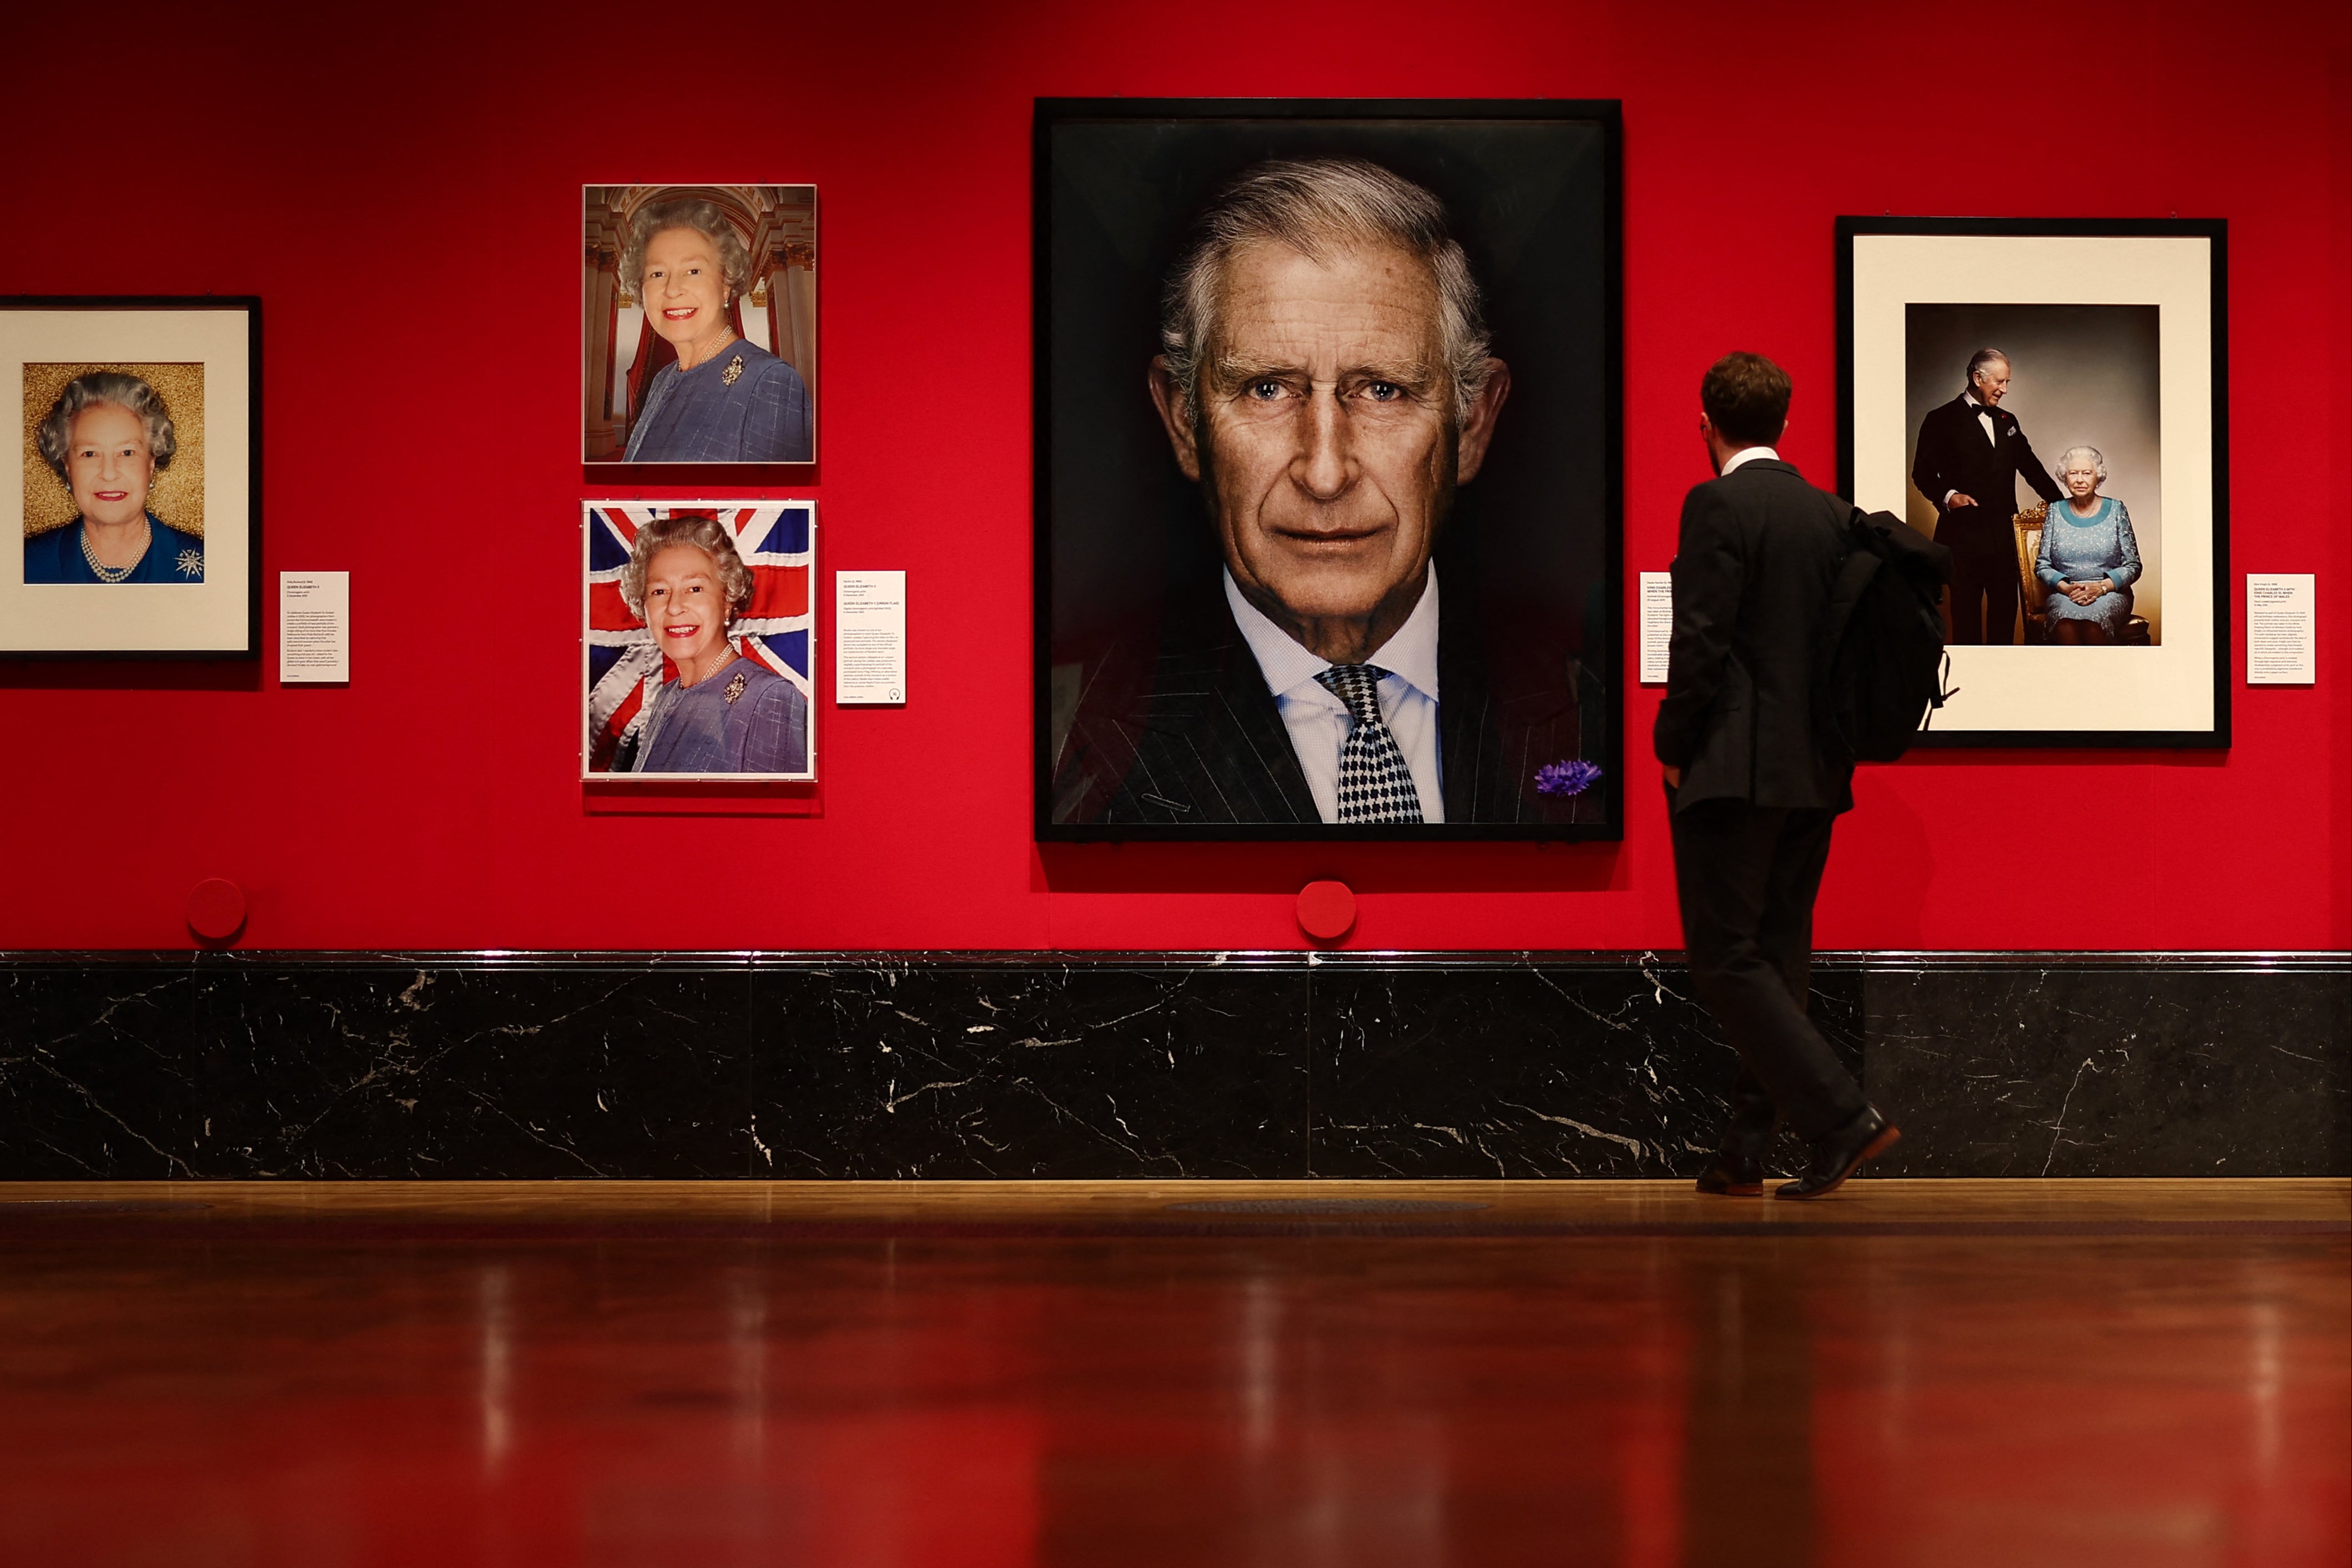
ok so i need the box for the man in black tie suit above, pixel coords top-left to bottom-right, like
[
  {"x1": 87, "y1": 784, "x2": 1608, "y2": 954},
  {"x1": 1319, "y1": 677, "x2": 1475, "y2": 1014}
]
[
  {"x1": 1910, "y1": 349, "x2": 2064, "y2": 643},
  {"x1": 1657, "y1": 352, "x2": 1898, "y2": 1199}
]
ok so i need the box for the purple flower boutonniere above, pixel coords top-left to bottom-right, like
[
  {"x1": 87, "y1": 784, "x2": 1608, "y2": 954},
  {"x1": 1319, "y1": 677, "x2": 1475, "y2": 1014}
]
[{"x1": 1534, "y1": 759, "x2": 1604, "y2": 798}]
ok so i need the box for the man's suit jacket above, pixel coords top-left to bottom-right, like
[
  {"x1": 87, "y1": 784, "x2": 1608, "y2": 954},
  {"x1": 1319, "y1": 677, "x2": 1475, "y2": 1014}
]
[
  {"x1": 1653, "y1": 458, "x2": 1853, "y2": 815},
  {"x1": 1054, "y1": 569, "x2": 1596, "y2": 828},
  {"x1": 1909, "y1": 393, "x2": 2064, "y2": 541}
]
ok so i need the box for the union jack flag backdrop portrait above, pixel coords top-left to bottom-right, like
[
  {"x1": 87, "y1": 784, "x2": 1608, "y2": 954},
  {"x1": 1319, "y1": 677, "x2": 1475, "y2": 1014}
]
[{"x1": 582, "y1": 501, "x2": 816, "y2": 777}]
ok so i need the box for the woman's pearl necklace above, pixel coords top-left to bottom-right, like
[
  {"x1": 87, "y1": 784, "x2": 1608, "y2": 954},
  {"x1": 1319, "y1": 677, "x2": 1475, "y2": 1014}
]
[
  {"x1": 679, "y1": 320, "x2": 735, "y2": 372},
  {"x1": 80, "y1": 516, "x2": 152, "y2": 583}
]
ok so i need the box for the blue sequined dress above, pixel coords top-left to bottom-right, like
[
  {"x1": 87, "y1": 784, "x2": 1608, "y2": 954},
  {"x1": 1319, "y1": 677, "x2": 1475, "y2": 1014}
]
[{"x1": 2034, "y1": 496, "x2": 2141, "y2": 639}]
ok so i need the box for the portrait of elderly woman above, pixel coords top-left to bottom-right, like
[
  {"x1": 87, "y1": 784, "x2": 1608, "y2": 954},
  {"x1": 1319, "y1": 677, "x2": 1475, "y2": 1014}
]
[
  {"x1": 583, "y1": 186, "x2": 817, "y2": 465},
  {"x1": 2034, "y1": 445, "x2": 2144, "y2": 646},
  {"x1": 23, "y1": 370, "x2": 202, "y2": 584},
  {"x1": 1039, "y1": 103, "x2": 1623, "y2": 840},
  {"x1": 610, "y1": 514, "x2": 809, "y2": 774}
]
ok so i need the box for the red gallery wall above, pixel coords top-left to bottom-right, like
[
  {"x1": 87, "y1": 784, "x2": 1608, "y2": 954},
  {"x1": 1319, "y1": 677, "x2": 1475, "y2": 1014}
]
[{"x1": 2, "y1": 0, "x2": 2345, "y2": 954}]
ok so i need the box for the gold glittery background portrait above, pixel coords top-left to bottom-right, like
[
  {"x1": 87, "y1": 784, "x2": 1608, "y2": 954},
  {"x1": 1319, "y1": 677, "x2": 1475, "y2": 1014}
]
[{"x1": 21, "y1": 362, "x2": 206, "y2": 539}]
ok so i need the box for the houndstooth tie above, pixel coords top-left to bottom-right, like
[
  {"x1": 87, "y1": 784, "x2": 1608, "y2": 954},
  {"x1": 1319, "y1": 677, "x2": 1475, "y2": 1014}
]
[{"x1": 1316, "y1": 664, "x2": 1423, "y2": 824}]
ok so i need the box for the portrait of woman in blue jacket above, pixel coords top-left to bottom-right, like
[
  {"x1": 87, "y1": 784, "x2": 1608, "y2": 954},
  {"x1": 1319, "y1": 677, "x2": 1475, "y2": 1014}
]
[
  {"x1": 23, "y1": 371, "x2": 204, "y2": 584},
  {"x1": 621, "y1": 198, "x2": 813, "y2": 464},
  {"x1": 610, "y1": 513, "x2": 809, "y2": 775}
]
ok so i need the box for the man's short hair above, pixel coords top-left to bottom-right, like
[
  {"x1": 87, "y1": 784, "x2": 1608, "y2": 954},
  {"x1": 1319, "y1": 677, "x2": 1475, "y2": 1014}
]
[
  {"x1": 1159, "y1": 158, "x2": 1493, "y2": 425},
  {"x1": 1965, "y1": 348, "x2": 2009, "y2": 390},
  {"x1": 1699, "y1": 352, "x2": 1791, "y2": 446}
]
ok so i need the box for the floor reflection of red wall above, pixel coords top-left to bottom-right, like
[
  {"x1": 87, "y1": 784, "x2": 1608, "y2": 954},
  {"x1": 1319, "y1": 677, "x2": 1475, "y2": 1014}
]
[
  {"x1": 798, "y1": 1412, "x2": 1040, "y2": 1568},
  {"x1": 14, "y1": 1400, "x2": 1041, "y2": 1566},
  {"x1": 1, "y1": 1195, "x2": 2342, "y2": 1565},
  {"x1": 1806, "y1": 1252, "x2": 2351, "y2": 1568}
]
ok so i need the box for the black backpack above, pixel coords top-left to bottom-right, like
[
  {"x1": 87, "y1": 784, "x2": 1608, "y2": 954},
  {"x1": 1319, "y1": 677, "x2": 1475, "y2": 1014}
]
[{"x1": 1814, "y1": 508, "x2": 1956, "y2": 765}]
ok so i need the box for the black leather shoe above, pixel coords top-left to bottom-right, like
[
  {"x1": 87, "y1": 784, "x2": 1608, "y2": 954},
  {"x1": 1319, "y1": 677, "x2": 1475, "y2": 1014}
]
[
  {"x1": 1775, "y1": 1105, "x2": 1900, "y2": 1199},
  {"x1": 1694, "y1": 1098, "x2": 1777, "y2": 1196}
]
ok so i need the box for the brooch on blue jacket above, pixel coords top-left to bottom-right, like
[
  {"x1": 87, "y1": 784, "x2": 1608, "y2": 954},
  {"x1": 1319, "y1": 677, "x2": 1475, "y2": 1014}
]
[
  {"x1": 723, "y1": 670, "x2": 749, "y2": 704},
  {"x1": 720, "y1": 355, "x2": 744, "y2": 386}
]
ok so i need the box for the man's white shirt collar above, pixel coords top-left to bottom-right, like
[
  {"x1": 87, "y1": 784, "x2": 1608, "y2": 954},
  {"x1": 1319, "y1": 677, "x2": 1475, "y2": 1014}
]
[
  {"x1": 1223, "y1": 564, "x2": 1441, "y2": 703},
  {"x1": 1965, "y1": 392, "x2": 1999, "y2": 443},
  {"x1": 1719, "y1": 445, "x2": 1779, "y2": 476}
]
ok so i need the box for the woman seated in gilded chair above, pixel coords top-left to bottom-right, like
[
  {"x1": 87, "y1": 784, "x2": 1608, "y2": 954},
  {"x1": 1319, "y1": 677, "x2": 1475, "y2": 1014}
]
[
  {"x1": 2033, "y1": 445, "x2": 2141, "y2": 646},
  {"x1": 612, "y1": 514, "x2": 809, "y2": 774},
  {"x1": 23, "y1": 371, "x2": 204, "y2": 583}
]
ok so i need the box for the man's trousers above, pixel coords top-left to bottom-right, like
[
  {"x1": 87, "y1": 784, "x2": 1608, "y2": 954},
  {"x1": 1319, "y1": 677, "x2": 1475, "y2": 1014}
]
[
  {"x1": 1943, "y1": 518, "x2": 2018, "y2": 645},
  {"x1": 1669, "y1": 792, "x2": 1868, "y2": 1140}
]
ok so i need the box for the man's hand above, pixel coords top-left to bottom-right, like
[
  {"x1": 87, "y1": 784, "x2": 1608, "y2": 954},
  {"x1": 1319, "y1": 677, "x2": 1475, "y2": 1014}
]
[
  {"x1": 1663, "y1": 766, "x2": 1682, "y2": 789},
  {"x1": 1947, "y1": 492, "x2": 1978, "y2": 508}
]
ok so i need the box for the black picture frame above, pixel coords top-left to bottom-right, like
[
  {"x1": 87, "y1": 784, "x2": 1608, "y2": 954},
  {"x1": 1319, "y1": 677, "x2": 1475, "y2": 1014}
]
[
  {"x1": 1033, "y1": 98, "x2": 1625, "y2": 841},
  {"x1": 1836, "y1": 218, "x2": 2229, "y2": 749},
  {"x1": 2, "y1": 295, "x2": 263, "y2": 661}
]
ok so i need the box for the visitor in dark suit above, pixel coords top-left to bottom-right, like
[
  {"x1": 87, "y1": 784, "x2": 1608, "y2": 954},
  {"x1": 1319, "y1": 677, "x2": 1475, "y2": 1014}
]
[
  {"x1": 1051, "y1": 157, "x2": 1602, "y2": 829},
  {"x1": 1657, "y1": 352, "x2": 1899, "y2": 1199},
  {"x1": 1910, "y1": 349, "x2": 2064, "y2": 644}
]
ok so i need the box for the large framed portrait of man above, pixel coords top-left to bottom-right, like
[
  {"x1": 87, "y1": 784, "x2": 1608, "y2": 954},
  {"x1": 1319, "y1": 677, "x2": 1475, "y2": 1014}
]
[
  {"x1": 582, "y1": 500, "x2": 816, "y2": 781},
  {"x1": 583, "y1": 186, "x2": 817, "y2": 466},
  {"x1": 1839, "y1": 217, "x2": 2229, "y2": 747},
  {"x1": 2, "y1": 296, "x2": 260, "y2": 658},
  {"x1": 1035, "y1": 99, "x2": 1624, "y2": 841}
]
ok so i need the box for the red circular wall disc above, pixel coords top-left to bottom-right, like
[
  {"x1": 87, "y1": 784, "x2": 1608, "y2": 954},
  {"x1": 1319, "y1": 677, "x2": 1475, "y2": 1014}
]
[
  {"x1": 186, "y1": 879, "x2": 247, "y2": 942},
  {"x1": 1296, "y1": 880, "x2": 1357, "y2": 943}
]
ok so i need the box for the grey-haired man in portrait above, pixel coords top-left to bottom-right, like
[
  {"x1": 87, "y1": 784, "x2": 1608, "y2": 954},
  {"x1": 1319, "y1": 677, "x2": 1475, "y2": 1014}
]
[
  {"x1": 1910, "y1": 348, "x2": 2064, "y2": 644},
  {"x1": 1054, "y1": 157, "x2": 1589, "y2": 828}
]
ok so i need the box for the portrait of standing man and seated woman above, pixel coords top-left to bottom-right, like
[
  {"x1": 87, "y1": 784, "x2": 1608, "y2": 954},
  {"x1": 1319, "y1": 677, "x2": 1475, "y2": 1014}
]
[{"x1": 1898, "y1": 302, "x2": 2167, "y2": 655}]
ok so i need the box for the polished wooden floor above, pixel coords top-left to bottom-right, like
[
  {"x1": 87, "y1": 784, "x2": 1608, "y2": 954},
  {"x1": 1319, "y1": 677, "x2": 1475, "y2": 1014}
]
[{"x1": 2, "y1": 1179, "x2": 2344, "y2": 1566}]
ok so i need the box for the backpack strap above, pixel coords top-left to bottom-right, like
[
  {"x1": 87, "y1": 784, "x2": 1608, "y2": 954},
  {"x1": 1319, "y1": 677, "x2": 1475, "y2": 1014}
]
[{"x1": 1815, "y1": 507, "x2": 1882, "y2": 679}]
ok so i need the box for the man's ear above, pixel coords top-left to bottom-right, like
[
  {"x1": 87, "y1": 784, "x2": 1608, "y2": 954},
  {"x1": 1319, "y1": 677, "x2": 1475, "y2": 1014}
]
[
  {"x1": 1147, "y1": 356, "x2": 1201, "y2": 482},
  {"x1": 1454, "y1": 358, "x2": 1512, "y2": 483}
]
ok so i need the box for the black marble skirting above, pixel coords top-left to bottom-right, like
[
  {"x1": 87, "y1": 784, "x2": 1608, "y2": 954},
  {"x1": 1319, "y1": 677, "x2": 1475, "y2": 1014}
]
[{"x1": 1, "y1": 952, "x2": 2342, "y2": 1181}]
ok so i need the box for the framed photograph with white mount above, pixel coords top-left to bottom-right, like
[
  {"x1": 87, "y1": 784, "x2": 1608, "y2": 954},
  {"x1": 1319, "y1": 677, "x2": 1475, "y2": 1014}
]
[
  {"x1": 1837, "y1": 217, "x2": 2228, "y2": 748},
  {"x1": 2, "y1": 295, "x2": 261, "y2": 659}
]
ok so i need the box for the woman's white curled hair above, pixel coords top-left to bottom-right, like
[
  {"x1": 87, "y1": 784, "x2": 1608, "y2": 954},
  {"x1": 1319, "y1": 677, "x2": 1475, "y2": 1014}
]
[
  {"x1": 35, "y1": 371, "x2": 177, "y2": 482},
  {"x1": 2054, "y1": 445, "x2": 2108, "y2": 486},
  {"x1": 618, "y1": 513, "x2": 756, "y2": 621},
  {"x1": 620, "y1": 196, "x2": 753, "y2": 301}
]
